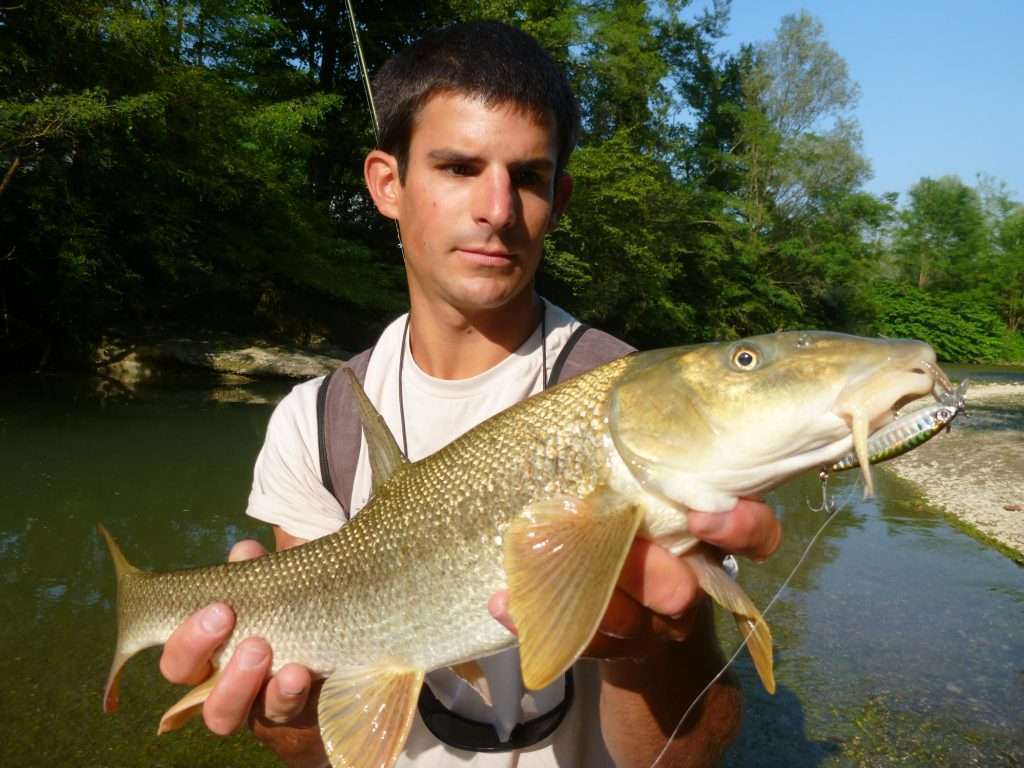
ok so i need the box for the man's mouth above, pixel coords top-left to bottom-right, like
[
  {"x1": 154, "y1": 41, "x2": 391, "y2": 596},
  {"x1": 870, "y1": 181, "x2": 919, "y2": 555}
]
[{"x1": 456, "y1": 248, "x2": 516, "y2": 267}]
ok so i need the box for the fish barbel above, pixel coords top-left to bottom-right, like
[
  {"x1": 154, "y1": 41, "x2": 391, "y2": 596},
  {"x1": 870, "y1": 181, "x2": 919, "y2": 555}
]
[
  {"x1": 830, "y1": 380, "x2": 968, "y2": 472},
  {"x1": 100, "y1": 331, "x2": 953, "y2": 768}
]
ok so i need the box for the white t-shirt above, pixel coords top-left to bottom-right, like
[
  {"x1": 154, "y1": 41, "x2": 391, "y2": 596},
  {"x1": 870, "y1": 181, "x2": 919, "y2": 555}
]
[{"x1": 246, "y1": 302, "x2": 615, "y2": 766}]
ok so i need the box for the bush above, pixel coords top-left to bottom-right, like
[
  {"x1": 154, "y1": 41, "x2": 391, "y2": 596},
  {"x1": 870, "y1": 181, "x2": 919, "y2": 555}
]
[{"x1": 866, "y1": 283, "x2": 1010, "y2": 363}]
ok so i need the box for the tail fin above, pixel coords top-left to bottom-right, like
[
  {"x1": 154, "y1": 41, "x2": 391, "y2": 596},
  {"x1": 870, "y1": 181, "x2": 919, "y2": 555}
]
[{"x1": 98, "y1": 524, "x2": 144, "y2": 713}]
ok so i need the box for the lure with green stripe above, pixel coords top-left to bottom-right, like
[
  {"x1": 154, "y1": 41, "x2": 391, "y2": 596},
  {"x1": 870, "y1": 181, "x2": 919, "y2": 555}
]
[{"x1": 831, "y1": 380, "x2": 968, "y2": 472}]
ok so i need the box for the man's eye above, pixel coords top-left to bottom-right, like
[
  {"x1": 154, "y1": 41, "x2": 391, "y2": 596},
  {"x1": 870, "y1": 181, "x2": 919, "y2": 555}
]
[
  {"x1": 512, "y1": 170, "x2": 543, "y2": 186},
  {"x1": 443, "y1": 164, "x2": 473, "y2": 176}
]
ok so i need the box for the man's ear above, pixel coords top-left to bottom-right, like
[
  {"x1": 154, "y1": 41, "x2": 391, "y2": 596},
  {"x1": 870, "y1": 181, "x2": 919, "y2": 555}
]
[
  {"x1": 547, "y1": 172, "x2": 574, "y2": 232},
  {"x1": 364, "y1": 149, "x2": 402, "y2": 220}
]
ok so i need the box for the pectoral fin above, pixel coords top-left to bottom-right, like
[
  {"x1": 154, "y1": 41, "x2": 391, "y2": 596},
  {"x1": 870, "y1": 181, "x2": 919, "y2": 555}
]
[
  {"x1": 685, "y1": 549, "x2": 775, "y2": 694},
  {"x1": 158, "y1": 669, "x2": 224, "y2": 734},
  {"x1": 504, "y1": 490, "x2": 643, "y2": 691},
  {"x1": 318, "y1": 665, "x2": 424, "y2": 768}
]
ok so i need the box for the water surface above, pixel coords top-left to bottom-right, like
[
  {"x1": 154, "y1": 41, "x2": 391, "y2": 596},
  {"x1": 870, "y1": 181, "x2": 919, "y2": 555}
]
[{"x1": 1, "y1": 372, "x2": 1021, "y2": 767}]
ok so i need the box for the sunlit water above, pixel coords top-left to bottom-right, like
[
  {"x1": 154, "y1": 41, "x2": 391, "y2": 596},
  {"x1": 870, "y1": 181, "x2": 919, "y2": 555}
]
[{"x1": 1, "y1": 371, "x2": 1021, "y2": 767}]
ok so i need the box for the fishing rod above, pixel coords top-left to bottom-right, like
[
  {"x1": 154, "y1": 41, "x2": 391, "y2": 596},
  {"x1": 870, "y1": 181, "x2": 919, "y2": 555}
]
[
  {"x1": 344, "y1": 0, "x2": 380, "y2": 140},
  {"x1": 343, "y1": 0, "x2": 403, "y2": 252}
]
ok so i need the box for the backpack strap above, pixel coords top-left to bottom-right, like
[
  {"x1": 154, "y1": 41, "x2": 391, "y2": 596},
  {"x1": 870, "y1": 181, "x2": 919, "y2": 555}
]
[
  {"x1": 548, "y1": 325, "x2": 635, "y2": 386},
  {"x1": 317, "y1": 346, "x2": 373, "y2": 519},
  {"x1": 317, "y1": 326, "x2": 634, "y2": 515}
]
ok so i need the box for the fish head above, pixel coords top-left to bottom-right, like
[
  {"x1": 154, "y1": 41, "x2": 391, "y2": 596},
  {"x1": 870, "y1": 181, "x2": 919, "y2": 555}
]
[{"x1": 608, "y1": 331, "x2": 944, "y2": 512}]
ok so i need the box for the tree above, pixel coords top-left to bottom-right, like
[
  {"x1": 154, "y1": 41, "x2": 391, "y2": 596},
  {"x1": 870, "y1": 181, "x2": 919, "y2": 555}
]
[
  {"x1": 677, "y1": 9, "x2": 876, "y2": 338},
  {"x1": 894, "y1": 176, "x2": 988, "y2": 291},
  {"x1": 0, "y1": 0, "x2": 408, "y2": 369},
  {"x1": 992, "y1": 205, "x2": 1024, "y2": 332},
  {"x1": 739, "y1": 11, "x2": 869, "y2": 228}
]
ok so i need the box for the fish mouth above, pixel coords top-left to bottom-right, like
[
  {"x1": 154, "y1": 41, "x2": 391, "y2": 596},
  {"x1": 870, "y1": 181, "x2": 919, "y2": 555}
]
[{"x1": 833, "y1": 352, "x2": 953, "y2": 495}]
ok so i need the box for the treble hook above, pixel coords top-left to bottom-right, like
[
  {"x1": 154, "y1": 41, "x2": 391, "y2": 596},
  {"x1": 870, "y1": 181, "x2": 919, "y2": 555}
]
[{"x1": 807, "y1": 468, "x2": 835, "y2": 513}]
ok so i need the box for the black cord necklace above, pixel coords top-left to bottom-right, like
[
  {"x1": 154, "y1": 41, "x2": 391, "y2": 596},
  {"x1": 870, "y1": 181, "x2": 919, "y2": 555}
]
[{"x1": 397, "y1": 303, "x2": 548, "y2": 458}]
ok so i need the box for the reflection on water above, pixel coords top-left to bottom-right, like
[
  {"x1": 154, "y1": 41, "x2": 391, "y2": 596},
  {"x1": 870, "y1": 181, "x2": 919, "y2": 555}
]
[
  {"x1": 1, "y1": 372, "x2": 1022, "y2": 767},
  {"x1": 0, "y1": 373, "x2": 284, "y2": 767}
]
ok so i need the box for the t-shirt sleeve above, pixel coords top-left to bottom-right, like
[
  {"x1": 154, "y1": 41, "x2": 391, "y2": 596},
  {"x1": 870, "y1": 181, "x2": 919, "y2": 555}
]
[{"x1": 246, "y1": 378, "x2": 346, "y2": 541}]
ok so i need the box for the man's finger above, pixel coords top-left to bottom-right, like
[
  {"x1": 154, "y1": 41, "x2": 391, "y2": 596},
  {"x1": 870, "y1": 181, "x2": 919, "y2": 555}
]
[
  {"x1": 488, "y1": 591, "x2": 516, "y2": 634},
  {"x1": 261, "y1": 664, "x2": 313, "y2": 724},
  {"x1": 615, "y1": 538, "x2": 700, "y2": 618},
  {"x1": 159, "y1": 603, "x2": 235, "y2": 686},
  {"x1": 229, "y1": 539, "x2": 268, "y2": 562},
  {"x1": 687, "y1": 498, "x2": 782, "y2": 560},
  {"x1": 202, "y1": 638, "x2": 272, "y2": 735},
  {"x1": 584, "y1": 591, "x2": 692, "y2": 659}
]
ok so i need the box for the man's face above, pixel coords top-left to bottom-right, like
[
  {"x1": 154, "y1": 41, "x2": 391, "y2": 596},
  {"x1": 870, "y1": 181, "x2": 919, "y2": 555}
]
[{"x1": 374, "y1": 92, "x2": 571, "y2": 316}]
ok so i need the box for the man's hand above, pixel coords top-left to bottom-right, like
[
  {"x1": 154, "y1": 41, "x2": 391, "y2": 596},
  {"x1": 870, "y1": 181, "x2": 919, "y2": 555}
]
[
  {"x1": 159, "y1": 538, "x2": 326, "y2": 767},
  {"x1": 489, "y1": 497, "x2": 780, "y2": 767},
  {"x1": 488, "y1": 497, "x2": 781, "y2": 654}
]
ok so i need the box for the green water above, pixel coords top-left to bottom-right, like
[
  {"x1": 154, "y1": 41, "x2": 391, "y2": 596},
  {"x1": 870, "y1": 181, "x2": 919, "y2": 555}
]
[{"x1": 1, "y1": 372, "x2": 1021, "y2": 767}]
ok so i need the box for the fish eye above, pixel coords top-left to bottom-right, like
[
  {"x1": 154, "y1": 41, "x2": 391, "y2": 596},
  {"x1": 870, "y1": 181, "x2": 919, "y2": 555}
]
[{"x1": 731, "y1": 346, "x2": 760, "y2": 370}]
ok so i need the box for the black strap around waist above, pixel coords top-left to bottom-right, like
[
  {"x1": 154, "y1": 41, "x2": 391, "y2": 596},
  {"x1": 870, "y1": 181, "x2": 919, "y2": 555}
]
[{"x1": 417, "y1": 669, "x2": 575, "y2": 753}]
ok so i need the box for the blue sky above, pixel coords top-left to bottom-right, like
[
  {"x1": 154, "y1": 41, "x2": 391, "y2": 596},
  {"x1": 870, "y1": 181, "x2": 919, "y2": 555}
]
[{"x1": 706, "y1": 0, "x2": 1024, "y2": 203}]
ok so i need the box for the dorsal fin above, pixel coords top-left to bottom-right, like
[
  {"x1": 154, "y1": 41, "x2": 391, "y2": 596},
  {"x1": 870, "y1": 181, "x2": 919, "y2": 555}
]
[{"x1": 342, "y1": 368, "x2": 408, "y2": 493}]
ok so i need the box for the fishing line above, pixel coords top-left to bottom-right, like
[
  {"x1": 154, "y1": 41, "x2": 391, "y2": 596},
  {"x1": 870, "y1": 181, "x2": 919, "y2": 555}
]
[{"x1": 647, "y1": 488, "x2": 851, "y2": 768}]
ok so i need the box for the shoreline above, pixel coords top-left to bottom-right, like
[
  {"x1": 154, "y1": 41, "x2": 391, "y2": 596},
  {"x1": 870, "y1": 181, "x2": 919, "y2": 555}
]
[{"x1": 882, "y1": 382, "x2": 1024, "y2": 562}]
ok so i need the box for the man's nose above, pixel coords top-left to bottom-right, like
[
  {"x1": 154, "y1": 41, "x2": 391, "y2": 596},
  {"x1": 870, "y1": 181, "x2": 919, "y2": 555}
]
[{"x1": 473, "y1": 168, "x2": 517, "y2": 230}]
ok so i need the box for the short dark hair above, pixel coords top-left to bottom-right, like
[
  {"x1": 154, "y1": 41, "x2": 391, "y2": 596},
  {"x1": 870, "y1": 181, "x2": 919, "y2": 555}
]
[{"x1": 372, "y1": 21, "x2": 580, "y2": 181}]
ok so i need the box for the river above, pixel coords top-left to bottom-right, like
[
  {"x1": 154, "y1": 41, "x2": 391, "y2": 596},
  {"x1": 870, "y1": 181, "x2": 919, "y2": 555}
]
[{"x1": 0, "y1": 369, "x2": 1021, "y2": 767}]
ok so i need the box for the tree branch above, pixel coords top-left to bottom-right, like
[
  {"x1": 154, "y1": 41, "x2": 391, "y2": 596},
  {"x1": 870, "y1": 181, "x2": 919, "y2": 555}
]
[{"x1": 0, "y1": 155, "x2": 21, "y2": 196}]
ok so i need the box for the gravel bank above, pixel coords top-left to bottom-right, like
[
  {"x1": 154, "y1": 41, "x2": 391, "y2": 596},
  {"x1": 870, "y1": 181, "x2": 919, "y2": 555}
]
[{"x1": 883, "y1": 382, "x2": 1024, "y2": 558}]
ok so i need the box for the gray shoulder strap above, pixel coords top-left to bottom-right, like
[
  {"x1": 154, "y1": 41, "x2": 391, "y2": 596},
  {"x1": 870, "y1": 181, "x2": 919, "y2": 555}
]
[
  {"x1": 549, "y1": 326, "x2": 635, "y2": 386},
  {"x1": 317, "y1": 326, "x2": 634, "y2": 516},
  {"x1": 317, "y1": 347, "x2": 373, "y2": 518}
]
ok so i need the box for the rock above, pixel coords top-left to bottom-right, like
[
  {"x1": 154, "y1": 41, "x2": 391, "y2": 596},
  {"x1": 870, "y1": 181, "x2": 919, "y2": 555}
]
[
  {"x1": 158, "y1": 339, "x2": 342, "y2": 379},
  {"x1": 94, "y1": 335, "x2": 345, "y2": 386}
]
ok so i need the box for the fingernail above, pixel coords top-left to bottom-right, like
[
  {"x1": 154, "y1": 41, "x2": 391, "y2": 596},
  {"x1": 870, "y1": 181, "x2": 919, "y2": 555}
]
[
  {"x1": 238, "y1": 643, "x2": 269, "y2": 671},
  {"x1": 199, "y1": 604, "x2": 232, "y2": 634},
  {"x1": 281, "y1": 686, "x2": 306, "y2": 698}
]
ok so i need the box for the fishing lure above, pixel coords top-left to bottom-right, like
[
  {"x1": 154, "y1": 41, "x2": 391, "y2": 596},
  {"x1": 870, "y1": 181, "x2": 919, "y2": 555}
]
[{"x1": 830, "y1": 380, "x2": 969, "y2": 472}]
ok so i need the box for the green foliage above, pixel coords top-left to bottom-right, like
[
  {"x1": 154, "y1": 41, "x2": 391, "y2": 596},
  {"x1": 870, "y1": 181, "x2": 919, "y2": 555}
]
[
  {"x1": 0, "y1": 1, "x2": 1021, "y2": 368},
  {"x1": 988, "y1": 200, "x2": 1024, "y2": 332},
  {"x1": 895, "y1": 176, "x2": 989, "y2": 291},
  {"x1": 0, "y1": 0, "x2": 406, "y2": 368},
  {"x1": 866, "y1": 283, "x2": 1011, "y2": 363},
  {"x1": 544, "y1": 128, "x2": 696, "y2": 345}
]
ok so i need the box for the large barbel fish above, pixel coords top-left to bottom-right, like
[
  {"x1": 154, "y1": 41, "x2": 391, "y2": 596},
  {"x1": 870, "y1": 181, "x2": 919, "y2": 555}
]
[{"x1": 100, "y1": 331, "x2": 953, "y2": 768}]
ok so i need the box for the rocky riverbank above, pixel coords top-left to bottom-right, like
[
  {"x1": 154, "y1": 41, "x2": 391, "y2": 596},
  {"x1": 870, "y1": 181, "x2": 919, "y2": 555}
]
[
  {"x1": 883, "y1": 382, "x2": 1024, "y2": 561},
  {"x1": 93, "y1": 335, "x2": 346, "y2": 387}
]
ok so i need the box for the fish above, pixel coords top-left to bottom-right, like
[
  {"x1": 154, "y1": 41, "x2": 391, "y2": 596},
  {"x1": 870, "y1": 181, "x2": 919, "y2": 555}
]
[{"x1": 99, "y1": 330, "x2": 953, "y2": 768}]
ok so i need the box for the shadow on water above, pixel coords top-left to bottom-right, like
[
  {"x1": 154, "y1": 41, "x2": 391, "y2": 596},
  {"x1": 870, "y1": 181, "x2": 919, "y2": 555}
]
[
  {"x1": 718, "y1": 466, "x2": 1024, "y2": 766},
  {"x1": 724, "y1": 683, "x2": 841, "y2": 767},
  {"x1": 2, "y1": 372, "x2": 1023, "y2": 767}
]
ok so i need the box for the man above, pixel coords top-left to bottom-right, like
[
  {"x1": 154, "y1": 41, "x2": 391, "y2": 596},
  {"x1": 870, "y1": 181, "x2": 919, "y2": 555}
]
[{"x1": 160, "y1": 21, "x2": 781, "y2": 767}]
